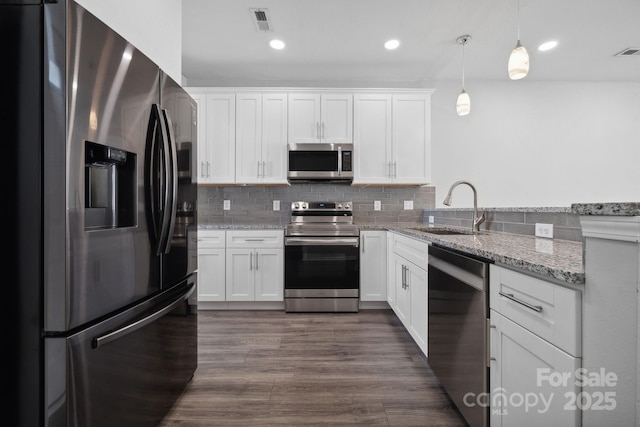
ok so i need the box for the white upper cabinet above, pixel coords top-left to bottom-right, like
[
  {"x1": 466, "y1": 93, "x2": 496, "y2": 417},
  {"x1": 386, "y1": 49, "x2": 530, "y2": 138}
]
[
  {"x1": 235, "y1": 93, "x2": 287, "y2": 184},
  {"x1": 189, "y1": 92, "x2": 236, "y2": 184},
  {"x1": 353, "y1": 92, "x2": 431, "y2": 185},
  {"x1": 353, "y1": 94, "x2": 392, "y2": 184},
  {"x1": 288, "y1": 93, "x2": 353, "y2": 144}
]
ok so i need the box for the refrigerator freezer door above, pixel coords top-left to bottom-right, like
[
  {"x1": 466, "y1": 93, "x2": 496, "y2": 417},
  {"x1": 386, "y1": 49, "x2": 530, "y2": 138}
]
[
  {"x1": 45, "y1": 275, "x2": 197, "y2": 427},
  {"x1": 45, "y1": 1, "x2": 163, "y2": 332}
]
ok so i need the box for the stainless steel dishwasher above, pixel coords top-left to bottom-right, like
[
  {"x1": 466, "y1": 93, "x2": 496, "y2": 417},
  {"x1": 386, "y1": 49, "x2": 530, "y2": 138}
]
[{"x1": 428, "y1": 245, "x2": 491, "y2": 427}]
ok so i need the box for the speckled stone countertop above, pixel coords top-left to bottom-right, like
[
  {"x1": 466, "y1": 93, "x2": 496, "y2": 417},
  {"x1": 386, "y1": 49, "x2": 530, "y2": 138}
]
[
  {"x1": 360, "y1": 224, "x2": 584, "y2": 285},
  {"x1": 198, "y1": 223, "x2": 584, "y2": 285},
  {"x1": 199, "y1": 224, "x2": 285, "y2": 230},
  {"x1": 571, "y1": 202, "x2": 640, "y2": 216}
]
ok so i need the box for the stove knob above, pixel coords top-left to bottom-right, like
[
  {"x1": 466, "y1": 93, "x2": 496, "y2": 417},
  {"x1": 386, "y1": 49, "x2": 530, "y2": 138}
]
[
  {"x1": 345, "y1": 204, "x2": 350, "y2": 209},
  {"x1": 337, "y1": 203, "x2": 343, "y2": 209},
  {"x1": 293, "y1": 203, "x2": 300, "y2": 209}
]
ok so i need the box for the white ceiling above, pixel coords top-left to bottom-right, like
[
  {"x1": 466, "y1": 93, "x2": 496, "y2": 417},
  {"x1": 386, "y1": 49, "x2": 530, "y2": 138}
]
[{"x1": 182, "y1": 0, "x2": 640, "y2": 87}]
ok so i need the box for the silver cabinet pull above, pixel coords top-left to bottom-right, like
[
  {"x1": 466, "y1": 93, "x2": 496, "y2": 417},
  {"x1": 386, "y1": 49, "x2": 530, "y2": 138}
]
[
  {"x1": 255, "y1": 251, "x2": 259, "y2": 270},
  {"x1": 245, "y1": 239, "x2": 265, "y2": 242},
  {"x1": 486, "y1": 319, "x2": 496, "y2": 367},
  {"x1": 249, "y1": 252, "x2": 253, "y2": 270},
  {"x1": 316, "y1": 122, "x2": 321, "y2": 139},
  {"x1": 321, "y1": 122, "x2": 325, "y2": 139},
  {"x1": 499, "y1": 291, "x2": 543, "y2": 313},
  {"x1": 361, "y1": 236, "x2": 365, "y2": 253},
  {"x1": 392, "y1": 162, "x2": 397, "y2": 178}
]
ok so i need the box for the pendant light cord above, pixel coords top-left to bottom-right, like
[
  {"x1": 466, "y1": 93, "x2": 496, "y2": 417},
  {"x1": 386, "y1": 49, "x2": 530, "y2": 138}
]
[
  {"x1": 516, "y1": 0, "x2": 521, "y2": 40},
  {"x1": 461, "y1": 41, "x2": 466, "y2": 89}
]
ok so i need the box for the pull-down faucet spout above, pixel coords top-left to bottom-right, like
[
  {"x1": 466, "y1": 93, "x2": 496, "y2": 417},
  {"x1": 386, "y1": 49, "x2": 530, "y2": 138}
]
[{"x1": 442, "y1": 180, "x2": 485, "y2": 232}]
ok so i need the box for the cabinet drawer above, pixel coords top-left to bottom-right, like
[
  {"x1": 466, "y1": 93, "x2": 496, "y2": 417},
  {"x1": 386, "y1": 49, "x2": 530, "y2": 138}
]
[
  {"x1": 197, "y1": 230, "x2": 225, "y2": 249},
  {"x1": 490, "y1": 265, "x2": 581, "y2": 357},
  {"x1": 226, "y1": 230, "x2": 284, "y2": 249},
  {"x1": 391, "y1": 232, "x2": 429, "y2": 271}
]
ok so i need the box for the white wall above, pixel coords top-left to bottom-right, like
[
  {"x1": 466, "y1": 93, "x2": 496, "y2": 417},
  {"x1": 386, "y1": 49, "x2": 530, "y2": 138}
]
[
  {"x1": 430, "y1": 81, "x2": 640, "y2": 208},
  {"x1": 75, "y1": 0, "x2": 182, "y2": 82}
]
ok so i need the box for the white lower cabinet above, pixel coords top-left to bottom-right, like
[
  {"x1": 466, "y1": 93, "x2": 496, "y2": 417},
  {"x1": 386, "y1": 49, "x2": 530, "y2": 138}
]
[
  {"x1": 197, "y1": 230, "x2": 226, "y2": 301},
  {"x1": 197, "y1": 229, "x2": 284, "y2": 305},
  {"x1": 225, "y1": 230, "x2": 284, "y2": 302},
  {"x1": 388, "y1": 232, "x2": 428, "y2": 357},
  {"x1": 226, "y1": 248, "x2": 283, "y2": 301},
  {"x1": 490, "y1": 264, "x2": 582, "y2": 427},
  {"x1": 360, "y1": 230, "x2": 387, "y2": 301}
]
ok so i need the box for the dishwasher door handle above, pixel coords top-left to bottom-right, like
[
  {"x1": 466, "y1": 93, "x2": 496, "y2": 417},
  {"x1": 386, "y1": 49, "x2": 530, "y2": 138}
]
[{"x1": 498, "y1": 291, "x2": 543, "y2": 313}]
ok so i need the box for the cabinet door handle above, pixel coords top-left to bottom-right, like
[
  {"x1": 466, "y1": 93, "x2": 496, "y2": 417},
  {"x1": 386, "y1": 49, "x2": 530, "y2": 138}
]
[
  {"x1": 361, "y1": 236, "x2": 365, "y2": 253},
  {"x1": 486, "y1": 319, "x2": 496, "y2": 368},
  {"x1": 387, "y1": 162, "x2": 392, "y2": 178},
  {"x1": 245, "y1": 239, "x2": 264, "y2": 242},
  {"x1": 207, "y1": 161, "x2": 211, "y2": 178},
  {"x1": 316, "y1": 122, "x2": 321, "y2": 139},
  {"x1": 498, "y1": 291, "x2": 543, "y2": 313},
  {"x1": 321, "y1": 122, "x2": 325, "y2": 139},
  {"x1": 255, "y1": 251, "x2": 259, "y2": 270},
  {"x1": 393, "y1": 162, "x2": 397, "y2": 178},
  {"x1": 401, "y1": 265, "x2": 406, "y2": 289},
  {"x1": 249, "y1": 252, "x2": 253, "y2": 270}
]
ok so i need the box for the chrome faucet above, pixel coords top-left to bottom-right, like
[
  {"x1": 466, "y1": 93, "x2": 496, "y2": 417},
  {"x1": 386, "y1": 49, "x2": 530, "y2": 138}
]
[{"x1": 442, "y1": 180, "x2": 485, "y2": 232}]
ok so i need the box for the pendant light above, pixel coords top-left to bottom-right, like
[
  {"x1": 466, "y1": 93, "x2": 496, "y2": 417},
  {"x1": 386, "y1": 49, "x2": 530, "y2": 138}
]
[
  {"x1": 508, "y1": 0, "x2": 529, "y2": 79},
  {"x1": 456, "y1": 35, "x2": 471, "y2": 116}
]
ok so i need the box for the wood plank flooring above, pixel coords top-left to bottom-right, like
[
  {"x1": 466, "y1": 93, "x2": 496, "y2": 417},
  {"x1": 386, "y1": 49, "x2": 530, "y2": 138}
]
[{"x1": 159, "y1": 309, "x2": 466, "y2": 426}]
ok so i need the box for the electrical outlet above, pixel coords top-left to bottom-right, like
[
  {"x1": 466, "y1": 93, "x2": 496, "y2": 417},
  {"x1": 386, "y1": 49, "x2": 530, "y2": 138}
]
[
  {"x1": 429, "y1": 215, "x2": 435, "y2": 224},
  {"x1": 404, "y1": 200, "x2": 413, "y2": 210},
  {"x1": 223, "y1": 200, "x2": 231, "y2": 211},
  {"x1": 273, "y1": 200, "x2": 280, "y2": 211},
  {"x1": 374, "y1": 200, "x2": 381, "y2": 211},
  {"x1": 535, "y1": 223, "x2": 554, "y2": 239}
]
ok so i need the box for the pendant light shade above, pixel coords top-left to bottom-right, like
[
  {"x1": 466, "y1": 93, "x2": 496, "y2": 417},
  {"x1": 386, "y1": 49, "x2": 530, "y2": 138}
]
[
  {"x1": 508, "y1": 0, "x2": 529, "y2": 80},
  {"x1": 456, "y1": 89, "x2": 471, "y2": 116},
  {"x1": 456, "y1": 35, "x2": 471, "y2": 116}
]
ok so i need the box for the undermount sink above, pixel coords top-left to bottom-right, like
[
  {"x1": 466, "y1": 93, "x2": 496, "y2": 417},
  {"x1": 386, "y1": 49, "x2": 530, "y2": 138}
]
[{"x1": 409, "y1": 227, "x2": 477, "y2": 236}]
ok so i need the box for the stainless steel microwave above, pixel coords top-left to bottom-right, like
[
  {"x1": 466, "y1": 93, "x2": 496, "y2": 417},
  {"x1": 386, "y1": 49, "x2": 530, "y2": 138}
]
[{"x1": 287, "y1": 143, "x2": 354, "y2": 182}]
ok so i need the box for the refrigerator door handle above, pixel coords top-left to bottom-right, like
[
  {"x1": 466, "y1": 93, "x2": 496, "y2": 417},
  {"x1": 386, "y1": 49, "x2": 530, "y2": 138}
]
[
  {"x1": 92, "y1": 283, "x2": 195, "y2": 349},
  {"x1": 146, "y1": 104, "x2": 172, "y2": 255},
  {"x1": 160, "y1": 109, "x2": 178, "y2": 254}
]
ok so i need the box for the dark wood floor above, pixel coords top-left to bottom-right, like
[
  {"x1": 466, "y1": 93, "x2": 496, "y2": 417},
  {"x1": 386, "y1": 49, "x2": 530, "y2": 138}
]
[{"x1": 159, "y1": 309, "x2": 466, "y2": 426}]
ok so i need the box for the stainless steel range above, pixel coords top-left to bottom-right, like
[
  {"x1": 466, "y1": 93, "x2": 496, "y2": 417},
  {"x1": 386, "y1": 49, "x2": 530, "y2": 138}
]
[{"x1": 284, "y1": 201, "x2": 360, "y2": 312}]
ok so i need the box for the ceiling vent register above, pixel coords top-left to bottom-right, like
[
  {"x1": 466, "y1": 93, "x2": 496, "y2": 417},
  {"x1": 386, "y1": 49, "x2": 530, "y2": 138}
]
[
  {"x1": 251, "y1": 8, "x2": 273, "y2": 32},
  {"x1": 615, "y1": 47, "x2": 640, "y2": 56}
]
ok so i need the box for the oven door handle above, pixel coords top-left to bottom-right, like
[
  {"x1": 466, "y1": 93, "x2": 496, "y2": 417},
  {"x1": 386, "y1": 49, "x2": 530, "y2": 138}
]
[{"x1": 285, "y1": 237, "x2": 360, "y2": 247}]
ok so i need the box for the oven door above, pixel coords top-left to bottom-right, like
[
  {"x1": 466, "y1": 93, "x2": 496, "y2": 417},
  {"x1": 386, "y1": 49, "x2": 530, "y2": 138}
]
[{"x1": 284, "y1": 236, "x2": 360, "y2": 296}]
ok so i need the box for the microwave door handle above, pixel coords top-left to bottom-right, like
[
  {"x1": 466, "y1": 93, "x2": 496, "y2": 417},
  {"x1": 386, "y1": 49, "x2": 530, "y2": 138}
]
[
  {"x1": 338, "y1": 146, "x2": 342, "y2": 176},
  {"x1": 161, "y1": 109, "x2": 179, "y2": 254}
]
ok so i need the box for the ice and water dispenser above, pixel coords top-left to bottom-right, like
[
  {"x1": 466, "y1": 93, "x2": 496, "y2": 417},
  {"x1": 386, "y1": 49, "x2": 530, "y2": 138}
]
[{"x1": 84, "y1": 141, "x2": 136, "y2": 229}]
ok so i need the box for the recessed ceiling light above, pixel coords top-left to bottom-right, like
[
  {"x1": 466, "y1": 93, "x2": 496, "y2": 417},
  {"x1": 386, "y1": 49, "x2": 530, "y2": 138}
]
[
  {"x1": 538, "y1": 41, "x2": 558, "y2": 51},
  {"x1": 269, "y1": 39, "x2": 285, "y2": 50},
  {"x1": 384, "y1": 39, "x2": 400, "y2": 50}
]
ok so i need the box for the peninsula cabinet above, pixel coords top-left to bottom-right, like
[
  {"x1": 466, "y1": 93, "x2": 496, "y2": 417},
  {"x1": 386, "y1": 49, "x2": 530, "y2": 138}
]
[
  {"x1": 188, "y1": 91, "x2": 236, "y2": 184},
  {"x1": 235, "y1": 93, "x2": 288, "y2": 184},
  {"x1": 288, "y1": 93, "x2": 353, "y2": 144},
  {"x1": 489, "y1": 265, "x2": 582, "y2": 427},
  {"x1": 353, "y1": 92, "x2": 431, "y2": 185}
]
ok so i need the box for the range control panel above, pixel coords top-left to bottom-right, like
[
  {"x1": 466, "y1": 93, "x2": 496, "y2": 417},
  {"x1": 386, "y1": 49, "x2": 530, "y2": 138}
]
[{"x1": 291, "y1": 201, "x2": 352, "y2": 211}]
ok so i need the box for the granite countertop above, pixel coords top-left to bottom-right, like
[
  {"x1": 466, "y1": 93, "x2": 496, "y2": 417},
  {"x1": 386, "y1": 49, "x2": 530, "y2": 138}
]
[
  {"x1": 571, "y1": 202, "x2": 640, "y2": 216},
  {"x1": 199, "y1": 224, "x2": 286, "y2": 230},
  {"x1": 198, "y1": 222, "x2": 584, "y2": 285},
  {"x1": 360, "y1": 224, "x2": 584, "y2": 285}
]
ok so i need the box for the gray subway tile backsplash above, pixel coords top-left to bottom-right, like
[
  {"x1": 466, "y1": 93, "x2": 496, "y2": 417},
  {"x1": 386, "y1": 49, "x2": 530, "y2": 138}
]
[{"x1": 197, "y1": 184, "x2": 582, "y2": 241}]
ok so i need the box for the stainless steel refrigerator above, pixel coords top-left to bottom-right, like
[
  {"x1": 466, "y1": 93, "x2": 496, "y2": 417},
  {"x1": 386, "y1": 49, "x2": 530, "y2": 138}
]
[{"x1": 2, "y1": 1, "x2": 199, "y2": 426}]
